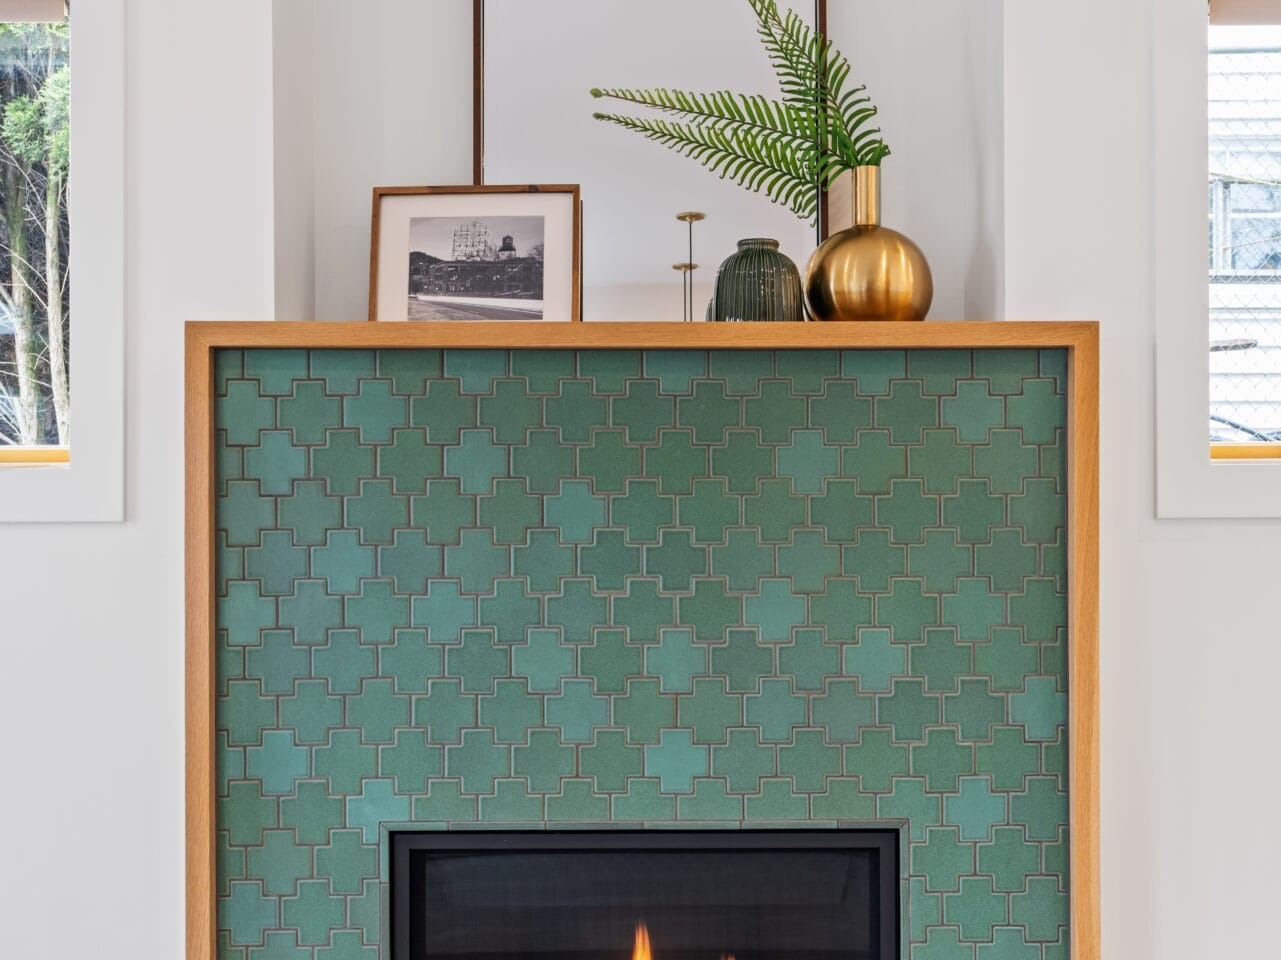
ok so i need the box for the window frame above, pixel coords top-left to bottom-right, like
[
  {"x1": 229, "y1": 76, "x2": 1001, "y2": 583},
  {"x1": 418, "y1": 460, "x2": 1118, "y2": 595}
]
[
  {"x1": 0, "y1": 0, "x2": 125, "y2": 522},
  {"x1": 1155, "y1": 0, "x2": 1281, "y2": 517},
  {"x1": 1212, "y1": 0, "x2": 1281, "y2": 25}
]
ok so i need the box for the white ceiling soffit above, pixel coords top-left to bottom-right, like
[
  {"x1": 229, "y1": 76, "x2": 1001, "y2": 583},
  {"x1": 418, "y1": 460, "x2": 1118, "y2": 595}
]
[
  {"x1": 0, "y1": 0, "x2": 65, "y2": 22},
  {"x1": 1212, "y1": 0, "x2": 1281, "y2": 24}
]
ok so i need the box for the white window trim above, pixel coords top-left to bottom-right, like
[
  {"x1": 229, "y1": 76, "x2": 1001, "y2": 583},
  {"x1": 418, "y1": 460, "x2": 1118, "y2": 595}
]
[
  {"x1": 0, "y1": 0, "x2": 125, "y2": 522},
  {"x1": 1155, "y1": 0, "x2": 1281, "y2": 518}
]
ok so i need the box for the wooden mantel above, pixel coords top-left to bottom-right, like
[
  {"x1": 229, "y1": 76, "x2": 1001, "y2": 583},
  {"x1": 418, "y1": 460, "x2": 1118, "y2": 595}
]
[{"x1": 186, "y1": 321, "x2": 1099, "y2": 960}]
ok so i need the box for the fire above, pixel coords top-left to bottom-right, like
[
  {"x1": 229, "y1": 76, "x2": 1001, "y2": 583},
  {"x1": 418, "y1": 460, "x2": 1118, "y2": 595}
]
[
  {"x1": 631, "y1": 923, "x2": 652, "y2": 960},
  {"x1": 631, "y1": 921, "x2": 732, "y2": 960}
]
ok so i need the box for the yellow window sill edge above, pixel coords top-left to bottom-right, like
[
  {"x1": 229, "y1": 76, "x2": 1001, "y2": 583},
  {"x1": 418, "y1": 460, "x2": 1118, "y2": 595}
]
[
  {"x1": 1211, "y1": 444, "x2": 1281, "y2": 460},
  {"x1": 0, "y1": 446, "x2": 71, "y2": 465}
]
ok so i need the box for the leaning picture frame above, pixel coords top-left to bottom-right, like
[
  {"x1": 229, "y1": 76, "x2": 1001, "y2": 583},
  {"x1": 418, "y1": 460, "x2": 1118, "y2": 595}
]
[{"x1": 369, "y1": 184, "x2": 582, "y2": 322}]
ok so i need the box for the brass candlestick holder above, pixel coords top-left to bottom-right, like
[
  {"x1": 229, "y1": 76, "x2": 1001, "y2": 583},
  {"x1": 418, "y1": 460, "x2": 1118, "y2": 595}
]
[
  {"x1": 675, "y1": 211, "x2": 706, "y2": 321},
  {"x1": 673, "y1": 263, "x2": 698, "y2": 322}
]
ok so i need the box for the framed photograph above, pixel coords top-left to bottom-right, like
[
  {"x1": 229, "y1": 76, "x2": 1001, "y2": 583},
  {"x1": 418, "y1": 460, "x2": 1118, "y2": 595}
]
[{"x1": 369, "y1": 184, "x2": 581, "y2": 322}]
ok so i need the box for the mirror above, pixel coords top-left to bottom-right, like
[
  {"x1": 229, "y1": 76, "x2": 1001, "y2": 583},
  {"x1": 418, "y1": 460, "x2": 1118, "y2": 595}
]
[{"x1": 480, "y1": 0, "x2": 828, "y2": 321}]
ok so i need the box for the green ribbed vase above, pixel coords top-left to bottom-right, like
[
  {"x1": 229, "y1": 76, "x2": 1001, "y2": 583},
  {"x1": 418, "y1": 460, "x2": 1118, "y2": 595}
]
[{"x1": 708, "y1": 238, "x2": 806, "y2": 323}]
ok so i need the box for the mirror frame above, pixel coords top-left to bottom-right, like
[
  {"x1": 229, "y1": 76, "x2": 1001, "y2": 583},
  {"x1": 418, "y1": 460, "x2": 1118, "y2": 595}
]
[{"x1": 471, "y1": 0, "x2": 833, "y2": 239}]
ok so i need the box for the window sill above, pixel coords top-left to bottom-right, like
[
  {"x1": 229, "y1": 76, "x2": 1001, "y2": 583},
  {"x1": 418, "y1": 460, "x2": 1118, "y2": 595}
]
[
  {"x1": 0, "y1": 447, "x2": 70, "y2": 466},
  {"x1": 1210, "y1": 443, "x2": 1281, "y2": 460}
]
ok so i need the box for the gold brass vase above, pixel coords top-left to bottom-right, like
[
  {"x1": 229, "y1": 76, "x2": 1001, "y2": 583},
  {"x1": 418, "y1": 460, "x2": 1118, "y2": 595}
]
[{"x1": 804, "y1": 166, "x2": 933, "y2": 322}]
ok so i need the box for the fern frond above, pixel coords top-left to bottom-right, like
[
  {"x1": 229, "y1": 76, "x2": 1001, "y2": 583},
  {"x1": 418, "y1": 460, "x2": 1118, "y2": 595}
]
[
  {"x1": 748, "y1": 0, "x2": 890, "y2": 168},
  {"x1": 591, "y1": 87, "x2": 822, "y2": 143},
  {"x1": 592, "y1": 111, "x2": 823, "y2": 221},
  {"x1": 748, "y1": 0, "x2": 820, "y2": 104},
  {"x1": 586, "y1": 0, "x2": 891, "y2": 222}
]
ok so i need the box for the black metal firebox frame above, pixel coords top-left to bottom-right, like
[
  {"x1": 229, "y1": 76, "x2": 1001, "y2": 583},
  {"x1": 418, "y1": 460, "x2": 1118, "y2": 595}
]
[{"x1": 389, "y1": 829, "x2": 901, "y2": 960}]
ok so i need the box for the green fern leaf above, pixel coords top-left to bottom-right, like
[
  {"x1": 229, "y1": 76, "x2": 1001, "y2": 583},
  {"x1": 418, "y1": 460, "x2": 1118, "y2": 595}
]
[
  {"x1": 592, "y1": 111, "x2": 820, "y2": 219},
  {"x1": 748, "y1": 0, "x2": 890, "y2": 167},
  {"x1": 588, "y1": 0, "x2": 889, "y2": 221}
]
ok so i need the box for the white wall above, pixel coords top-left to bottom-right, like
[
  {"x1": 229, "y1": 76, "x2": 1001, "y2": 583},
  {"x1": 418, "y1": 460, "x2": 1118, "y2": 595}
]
[
  {"x1": 274, "y1": 0, "x2": 317, "y2": 321},
  {"x1": 304, "y1": 0, "x2": 472, "y2": 320},
  {"x1": 271, "y1": 0, "x2": 474, "y2": 321},
  {"x1": 831, "y1": 0, "x2": 1005, "y2": 321},
  {"x1": 1, "y1": 2, "x2": 1277, "y2": 958},
  {"x1": 1006, "y1": 0, "x2": 1281, "y2": 957},
  {"x1": 0, "y1": 0, "x2": 276, "y2": 955}
]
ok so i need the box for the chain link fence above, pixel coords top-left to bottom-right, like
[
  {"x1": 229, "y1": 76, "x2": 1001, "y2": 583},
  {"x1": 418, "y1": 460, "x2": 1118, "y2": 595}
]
[{"x1": 1209, "y1": 37, "x2": 1281, "y2": 441}]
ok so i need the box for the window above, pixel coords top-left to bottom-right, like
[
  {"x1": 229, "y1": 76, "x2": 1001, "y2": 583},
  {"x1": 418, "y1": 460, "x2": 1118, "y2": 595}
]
[
  {"x1": 0, "y1": 2, "x2": 67, "y2": 462},
  {"x1": 0, "y1": 0, "x2": 122, "y2": 521},
  {"x1": 1208, "y1": 24, "x2": 1281, "y2": 455},
  {"x1": 1154, "y1": 0, "x2": 1281, "y2": 515}
]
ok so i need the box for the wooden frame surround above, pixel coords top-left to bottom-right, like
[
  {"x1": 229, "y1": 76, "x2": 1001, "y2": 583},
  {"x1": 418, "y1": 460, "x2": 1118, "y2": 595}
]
[{"x1": 186, "y1": 321, "x2": 1100, "y2": 960}]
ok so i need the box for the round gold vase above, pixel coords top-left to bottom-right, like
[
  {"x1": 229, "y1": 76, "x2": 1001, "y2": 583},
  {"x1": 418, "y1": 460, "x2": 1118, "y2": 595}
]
[{"x1": 803, "y1": 166, "x2": 933, "y2": 322}]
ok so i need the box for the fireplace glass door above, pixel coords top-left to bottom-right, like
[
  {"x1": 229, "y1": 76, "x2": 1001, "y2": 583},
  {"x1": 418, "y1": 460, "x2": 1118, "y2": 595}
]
[{"x1": 390, "y1": 831, "x2": 899, "y2": 960}]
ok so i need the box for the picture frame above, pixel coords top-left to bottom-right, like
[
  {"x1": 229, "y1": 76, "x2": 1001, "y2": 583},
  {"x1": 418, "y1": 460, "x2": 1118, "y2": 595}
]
[{"x1": 369, "y1": 184, "x2": 582, "y2": 322}]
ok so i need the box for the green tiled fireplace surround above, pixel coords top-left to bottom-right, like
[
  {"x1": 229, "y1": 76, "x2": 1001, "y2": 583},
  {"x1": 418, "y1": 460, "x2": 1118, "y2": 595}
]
[{"x1": 214, "y1": 347, "x2": 1070, "y2": 960}]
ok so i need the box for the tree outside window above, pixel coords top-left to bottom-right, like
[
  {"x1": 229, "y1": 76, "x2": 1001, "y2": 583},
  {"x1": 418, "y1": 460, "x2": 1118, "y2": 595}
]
[{"x1": 0, "y1": 20, "x2": 67, "y2": 449}]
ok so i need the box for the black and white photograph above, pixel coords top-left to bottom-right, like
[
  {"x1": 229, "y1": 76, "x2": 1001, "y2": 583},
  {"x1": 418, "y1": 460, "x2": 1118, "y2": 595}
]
[
  {"x1": 370, "y1": 185, "x2": 581, "y2": 322},
  {"x1": 407, "y1": 216, "x2": 545, "y2": 320}
]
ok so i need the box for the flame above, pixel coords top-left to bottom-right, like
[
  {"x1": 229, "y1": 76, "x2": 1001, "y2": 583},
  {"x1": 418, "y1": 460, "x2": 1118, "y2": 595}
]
[
  {"x1": 631, "y1": 921, "x2": 733, "y2": 960},
  {"x1": 631, "y1": 923, "x2": 652, "y2": 960}
]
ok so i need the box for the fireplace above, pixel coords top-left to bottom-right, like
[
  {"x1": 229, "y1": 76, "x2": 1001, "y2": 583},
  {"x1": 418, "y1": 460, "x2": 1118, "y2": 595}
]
[{"x1": 390, "y1": 831, "x2": 900, "y2": 960}]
